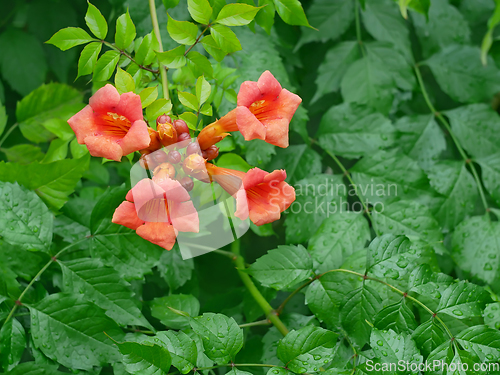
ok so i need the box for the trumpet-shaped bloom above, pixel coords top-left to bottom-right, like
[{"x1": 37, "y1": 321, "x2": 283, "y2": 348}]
[
  {"x1": 68, "y1": 84, "x2": 150, "y2": 161},
  {"x1": 237, "y1": 71, "x2": 302, "y2": 148},
  {"x1": 112, "y1": 175, "x2": 199, "y2": 250},
  {"x1": 206, "y1": 164, "x2": 295, "y2": 226}
]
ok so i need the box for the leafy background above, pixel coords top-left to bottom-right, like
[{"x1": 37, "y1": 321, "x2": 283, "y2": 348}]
[{"x1": 1, "y1": 0, "x2": 500, "y2": 374}]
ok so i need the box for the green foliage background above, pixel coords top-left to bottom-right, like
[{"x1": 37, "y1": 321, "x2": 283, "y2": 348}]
[{"x1": 1, "y1": 0, "x2": 500, "y2": 374}]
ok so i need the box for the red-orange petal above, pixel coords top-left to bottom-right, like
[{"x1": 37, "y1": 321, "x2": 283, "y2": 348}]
[
  {"x1": 89, "y1": 84, "x2": 120, "y2": 114},
  {"x1": 120, "y1": 120, "x2": 151, "y2": 156},
  {"x1": 84, "y1": 135, "x2": 123, "y2": 161},
  {"x1": 236, "y1": 106, "x2": 266, "y2": 142},
  {"x1": 136, "y1": 222, "x2": 177, "y2": 250},
  {"x1": 169, "y1": 200, "x2": 199, "y2": 233},
  {"x1": 112, "y1": 201, "x2": 144, "y2": 230}
]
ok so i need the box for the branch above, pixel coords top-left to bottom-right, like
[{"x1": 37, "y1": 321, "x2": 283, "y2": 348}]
[{"x1": 149, "y1": 0, "x2": 170, "y2": 100}]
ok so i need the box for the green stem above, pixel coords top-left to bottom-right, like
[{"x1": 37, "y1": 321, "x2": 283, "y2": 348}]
[
  {"x1": 414, "y1": 64, "x2": 490, "y2": 215},
  {"x1": 230, "y1": 239, "x2": 289, "y2": 336},
  {"x1": 239, "y1": 319, "x2": 271, "y2": 328},
  {"x1": 1, "y1": 238, "x2": 88, "y2": 329},
  {"x1": 149, "y1": 0, "x2": 169, "y2": 100},
  {"x1": 323, "y1": 148, "x2": 372, "y2": 222},
  {"x1": 276, "y1": 278, "x2": 315, "y2": 314},
  {"x1": 0, "y1": 123, "x2": 19, "y2": 148},
  {"x1": 354, "y1": 0, "x2": 366, "y2": 57},
  {"x1": 185, "y1": 25, "x2": 210, "y2": 56},
  {"x1": 102, "y1": 41, "x2": 159, "y2": 75}
]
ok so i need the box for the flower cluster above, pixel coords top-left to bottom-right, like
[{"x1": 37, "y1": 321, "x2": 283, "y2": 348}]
[{"x1": 68, "y1": 71, "x2": 301, "y2": 250}]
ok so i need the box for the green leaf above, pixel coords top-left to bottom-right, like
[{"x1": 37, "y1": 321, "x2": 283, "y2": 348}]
[
  {"x1": 456, "y1": 325, "x2": 500, "y2": 362},
  {"x1": 308, "y1": 212, "x2": 370, "y2": 273},
  {"x1": 372, "y1": 200, "x2": 444, "y2": 254},
  {"x1": 428, "y1": 161, "x2": 477, "y2": 231},
  {"x1": 362, "y1": 0, "x2": 412, "y2": 62},
  {"x1": 216, "y1": 3, "x2": 261, "y2": 26},
  {"x1": 139, "y1": 87, "x2": 159, "y2": 109},
  {"x1": 425, "y1": 45, "x2": 500, "y2": 104},
  {"x1": 155, "y1": 331, "x2": 197, "y2": 374},
  {"x1": 190, "y1": 313, "x2": 244, "y2": 365},
  {"x1": 151, "y1": 294, "x2": 200, "y2": 329},
  {"x1": 188, "y1": 0, "x2": 213, "y2": 24},
  {"x1": 91, "y1": 230, "x2": 163, "y2": 280},
  {"x1": 46, "y1": 27, "x2": 94, "y2": 51},
  {"x1": 196, "y1": 76, "x2": 211, "y2": 105},
  {"x1": 6, "y1": 363, "x2": 65, "y2": 374},
  {"x1": 211, "y1": 24, "x2": 242, "y2": 54},
  {"x1": 255, "y1": 0, "x2": 276, "y2": 34},
  {"x1": 484, "y1": 303, "x2": 500, "y2": 330},
  {"x1": 135, "y1": 32, "x2": 159, "y2": 66},
  {"x1": 445, "y1": 104, "x2": 500, "y2": 159},
  {"x1": 374, "y1": 300, "x2": 418, "y2": 333},
  {"x1": 187, "y1": 51, "x2": 214, "y2": 78},
  {"x1": 29, "y1": 293, "x2": 122, "y2": 370},
  {"x1": 178, "y1": 91, "x2": 199, "y2": 111},
  {"x1": 115, "y1": 67, "x2": 136, "y2": 93},
  {"x1": 340, "y1": 284, "x2": 383, "y2": 348},
  {"x1": 412, "y1": 0, "x2": 470, "y2": 58},
  {"x1": 115, "y1": 10, "x2": 136, "y2": 50},
  {"x1": 370, "y1": 328, "x2": 422, "y2": 365},
  {"x1": 93, "y1": 50, "x2": 120, "y2": 82},
  {"x1": 2, "y1": 144, "x2": 44, "y2": 165},
  {"x1": 77, "y1": 41, "x2": 102, "y2": 79},
  {"x1": 249, "y1": 245, "x2": 313, "y2": 290},
  {"x1": 201, "y1": 35, "x2": 226, "y2": 61},
  {"x1": 436, "y1": 281, "x2": 490, "y2": 320},
  {"x1": 411, "y1": 319, "x2": 447, "y2": 358},
  {"x1": 316, "y1": 103, "x2": 395, "y2": 159},
  {"x1": 452, "y1": 216, "x2": 500, "y2": 286},
  {"x1": 157, "y1": 45, "x2": 187, "y2": 69},
  {"x1": 350, "y1": 149, "x2": 439, "y2": 208},
  {"x1": 146, "y1": 98, "x2": 173, "y2": 122},
  {"x1": 477, "y1": 153, "x2": 500, "y2": 207},
  {"x1": 273, "y1": 0, "x2": 311, "y2": 27},
  {"x1": 0, "y1": 318, "x2": 25, "y2": 372},
  {"x1": 481, "y1": 1, "x2": 500, "y2": 65},
  {"x1": 167, "y1": 14, "x2": 198, "y2": 45},
  {"x1": 0, "y1": 182, "x2": 53, "y2": 252},
  {"x1": 157, "y1": 246, "x2": 195, "y2": 290},
  {"x1": 59, "y1": 258, "x2": 152, "y2": 329},
  {"x1": 395, "y1": 114, "x2": 446, "y2": 171},
  {"x1": 298, "y1": 0, "x2": 354, "y2": 46},
  {"x1": 16, "y1": 83, "x2": 83, "y2": 143},
  {"x1": 312, "y1": 41, "x2": 360, "y2": 103},
  {"x1": 267, "y1": 144, "x2": 321, "y2": 184},
  {"x1": 0, "y1": 29, "x2": 48, "y2": 96},
  {"x1": 277, "y1": 326, "x2": 338, "y2": 373},
  {"x1": 0, "y1": 155, "x2": 90, "y2": 210},
  {"x1": 305, "y1": 272, "x2": 354, "y2": 329},
  {"x1": 244, "y1": 139, "x2": 275, "y2": 167},
  {"x1": 116, "y1": 341, "x2": 172, "y2": 373},
  {"x1": 0, "y1": 103, "x2": 6, "y2": 137},
  {"x1": 42, "y1": 138, "x2": 69, "y2": 163},
  {"x1": 285, "y1": 174, "x2": 347, "y2": 244},
  {"x1": 85, "y1": 2, "x2": 108, "y2": 39},
  {"x1": 216, "y1": 153, "x2": 252, "y2": 172}
]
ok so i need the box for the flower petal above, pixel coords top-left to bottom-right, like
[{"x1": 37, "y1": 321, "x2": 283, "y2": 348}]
[
  {"x1": 169, "y1": 201, "x2": 199, "y2": 233},
  {"x1": 84, "y1": 135, "x2": 123, "y2": 161},
  {"x1": 112, "y1": 201, "x2": 144, "y2": 229},
  {"x1": 136, "y1": 222, "x2": 177, "y2": 250},
  {"x1": 115, "y1": 92, "x2": 144, "y2": 123},
  {"x1": 237, "y1": 81, "x2": 260, "y2": 107},
  {"x1": 236, "y1": 106, "x2": 266, "y2": 142},
  {"x1": 257, "y1": 70, "x2": 282, "y2": 100},
  {"x1": 242, "y1": 167, "x2": 268, "y2": 190},
  {"x1": 89, "y1": 84, "x2": 120, "y2": 114},
  {"x1": 119, "y1": 120, "x2": 151, "y2": 156},
  {"x1": 234, "y1": 188, "x2": 249, "y2": 221},
  {"x1": 152, "y1": 176, "x2": 191, "y2": 202},
  {"x1": 130, "y1": 179, "x2": 169, "y2": 222},
  {"x1": 68, "y1": 105, "x2": 97, "y2": 144}
]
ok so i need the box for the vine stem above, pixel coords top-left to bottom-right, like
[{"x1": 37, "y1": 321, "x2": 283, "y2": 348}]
[
  {"x1": 1, "y1": 238, "x2": 89, "y2": 329},
  {"x1": 322, "y1": 147, "x2": 372, "y2": 223},
  {"x1": 239, "y1": 319, "x2": 271, "y2": 328},
  {"x1": 149, "y1": 0, "x2": 169, "y2": 100},
  {"x1": 102, "y1": 41, "x2": 159, "y2": 75},
  {"x1": 230, "y1": 239, "x2": 289, "y2": 336},
  {"x1": 354, "y1": 0, "x2": 366, "y2": 57},
  {"x1": 0, "y1": 123, "x2": 19, "y2": 148},
  {"x1": 414, "y1": 64, "x2": 490, "y2": 215},
  {"x1": 185, "y1": 25, "x2": 210, "y2": 56}
]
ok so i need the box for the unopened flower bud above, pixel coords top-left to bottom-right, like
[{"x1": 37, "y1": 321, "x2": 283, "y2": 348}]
[
  {"x1": 140, "y1": 128, "x2": 162, "y2": 154},
  {"x1": 179, "y1": 176, "x2": 194, "y2": 192},
  {"x1": 166, "y1": 150, "x2": 182, "y2": 164},
  {"x1": 183, "y1": 153, "x2": 209, "y2": 182},
  {"x1": 158, "y1": 122, "x2": 178, "y2": 147},
  {"x1": 177, "y1": 132, "x2": 191, "y2": 142},
  {"x1": 202, "y1": 145, "x2": 219, "y2": 161},
  {"x1": 174, "y1": 119, "x2": 189, "y2": 134},
  {"x1": 186, "y1": 142, "x2": 201, "y2": 156},
  {"x1": 156, "y1": 114, "x2": 172, "y2": 126},
  {"x1": 139, "y1": 150, "x2": 168, "y2": 170},
  {"x1": 153, "y1": 162, "x2": 176, "y2": 181}
]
